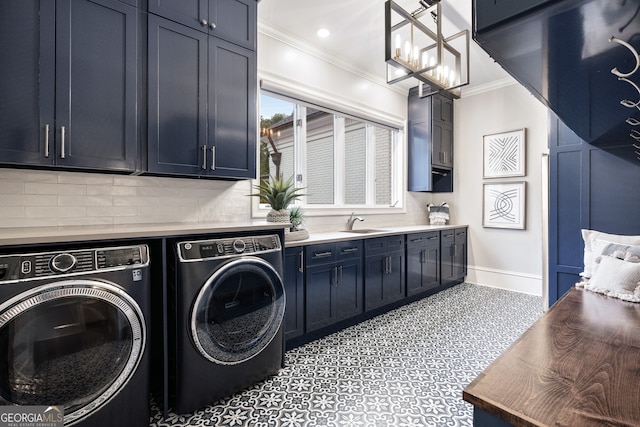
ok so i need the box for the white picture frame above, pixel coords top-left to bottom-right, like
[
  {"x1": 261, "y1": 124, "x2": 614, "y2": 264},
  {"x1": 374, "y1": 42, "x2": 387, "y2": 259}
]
[
  {"x1": 483, "y1": 129, "x2": 526, "y2": 178},
  {"x1": 483, "y1": 181, "x2": 526, "y2": 229}
]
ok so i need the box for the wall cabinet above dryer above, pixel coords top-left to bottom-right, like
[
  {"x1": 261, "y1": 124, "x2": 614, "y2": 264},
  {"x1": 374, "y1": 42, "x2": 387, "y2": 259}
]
[
  {"x1": 149, "y1": 0, "x2": 256, "y2": 50},
  {"x1": 0, "y1": 0, "x2": 138, "y2": 172},
  {"x1": 407, "y1": 87, "x2": 454, "y2": 192},
  {"x1": 147, "y1": 14, "x2": 257, "y2": 179}
]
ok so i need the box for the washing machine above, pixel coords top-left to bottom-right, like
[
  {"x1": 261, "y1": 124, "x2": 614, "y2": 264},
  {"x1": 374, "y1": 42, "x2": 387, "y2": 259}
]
[
  {"x1": 167, "y1": 233, "x2": 285, "y2": 414},
  {"x1": 0, "y1": 244, "x2": 151, "y2": 427}
]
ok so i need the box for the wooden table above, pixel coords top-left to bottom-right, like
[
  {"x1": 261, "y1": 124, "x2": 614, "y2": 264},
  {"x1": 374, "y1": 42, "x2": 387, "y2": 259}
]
[{"x1": 463, "y1": 287, "x2": 640, "y2": 427}]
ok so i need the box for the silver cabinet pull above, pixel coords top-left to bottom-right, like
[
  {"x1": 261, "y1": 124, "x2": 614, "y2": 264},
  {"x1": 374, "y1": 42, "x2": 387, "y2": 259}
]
[
  {"x1": 202, "y1": 145, "x2": 207, "y2": 169},
  {"x1": 342, "y1": 247, "x2": 359, "y2": 254},
  {"x1": 427, "y1": 236, "x2": 438, "y2": 240},
  {"x1": 313, "y1": 251, "x2": 332, "y2": 258},
  {"x1": 200, "y1": 18, "x2": 208, "y2": 26},
  {"x1": 410, "y1": 238, "x2": 423, "y2": 243},
  {"x1": 210, "y1": 146, "x2": 216, "y2": 170},
  {"x1": 44, "y1": 124, "x2": 50, "y2": 158},
  {"x1": 60, "y1": 126, "x2": 66, "y2": 159},
  {"x1": 298, "y1": 251, "x2": 304, "y2": 273},
  {"x1": 338, "y1": 265, "x2": 343, "y2": 285},
  {"x1": 209, "y1": 22, "x2": 216, "y2": 29}
]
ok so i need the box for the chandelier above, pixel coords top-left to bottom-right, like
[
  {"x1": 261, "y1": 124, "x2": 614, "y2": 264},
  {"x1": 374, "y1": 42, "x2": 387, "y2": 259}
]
[{"x1": 385, "y1": 0, "x2": 469, "y2": 98}]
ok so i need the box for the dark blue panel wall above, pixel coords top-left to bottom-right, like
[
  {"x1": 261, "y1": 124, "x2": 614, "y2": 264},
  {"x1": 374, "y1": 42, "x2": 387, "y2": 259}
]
[{"x1": 548, "y1": 115, "x2": 640, "y2": 306}]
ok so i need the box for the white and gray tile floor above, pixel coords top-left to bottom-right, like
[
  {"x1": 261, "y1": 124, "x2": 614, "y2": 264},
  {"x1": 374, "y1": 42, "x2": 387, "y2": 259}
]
[{"x1": 150, "y1": 283, "x2": 542, "y2": 427}]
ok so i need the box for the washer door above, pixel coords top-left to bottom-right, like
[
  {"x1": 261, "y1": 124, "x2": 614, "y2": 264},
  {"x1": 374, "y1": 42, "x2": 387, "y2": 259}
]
[
  {"x1": 191, "y1": 257, "x2": 285, "y2": 365},
  {"x1": 0, "y1": 280, "x2": 145, "y2": 426}
]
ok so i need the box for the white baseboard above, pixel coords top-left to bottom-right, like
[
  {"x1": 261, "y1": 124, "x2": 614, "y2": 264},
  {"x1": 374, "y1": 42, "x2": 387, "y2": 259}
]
[{"x1": 466, "y1": 266, "x2": 543, "y2": 297}]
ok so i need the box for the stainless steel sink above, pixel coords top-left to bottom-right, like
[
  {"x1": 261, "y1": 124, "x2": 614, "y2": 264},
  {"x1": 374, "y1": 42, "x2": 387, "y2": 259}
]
[{"x1": 341, "y1": 229, "x2": 386, "y2": 234}]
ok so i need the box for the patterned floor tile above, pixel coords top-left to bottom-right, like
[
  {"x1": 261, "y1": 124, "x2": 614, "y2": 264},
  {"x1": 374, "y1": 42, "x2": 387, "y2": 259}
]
[{"x1": 150, "y1": 283, "x2": 542, "y2": 427}]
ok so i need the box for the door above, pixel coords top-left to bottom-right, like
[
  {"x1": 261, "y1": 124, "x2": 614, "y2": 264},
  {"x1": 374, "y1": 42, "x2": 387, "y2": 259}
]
[
  {"x1": 208, "y1": 37, "x2": 256, "y2": 178},
  {"x1": 334, "y1": 259, "x2": 363, "y2": 321},
  {"x1": 191, "y1": 257, "x2": 285, "y2": 364},
  {"x1": 55, "y1": 0, "x2": 138, "y2": 171},
  {"x1": 148, "y1": 15, "x2": 208, "y2": 175},
  {"x1": 305, "y1": 263, "x2": 335, "y2": 333},
  {"x1": 0, "y1": 1, "x2": 54, "y2": 165},
  {"x1": 284, "y1": 247, "x2": 304, "y2": 341},
  {"x1": 0, "y1": 280, "x2": 145, "y2": 425}
]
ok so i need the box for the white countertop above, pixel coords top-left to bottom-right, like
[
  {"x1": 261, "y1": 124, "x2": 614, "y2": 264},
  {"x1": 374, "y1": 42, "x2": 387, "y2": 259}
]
[
  {"x1": 0, "y1": 221, "x2": 290, "y2": 247},
  {"x1": 0, "y1": 222, "x2": 466, "y2": 248},
  {"x1": 285, "y1": 224, "x2": 465, "y2": 247}
]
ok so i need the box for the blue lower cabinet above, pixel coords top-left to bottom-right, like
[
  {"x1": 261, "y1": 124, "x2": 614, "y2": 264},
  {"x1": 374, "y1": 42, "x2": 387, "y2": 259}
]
[
  {"x1": 364, "y1": 236, "x2": 406, "y2": 311},
  {"x1": 304, "y1": 241, "x2": 363, "y2": 333},
  {"x1": 284, "y1": 247, "x2": 304, "y2": 341}
]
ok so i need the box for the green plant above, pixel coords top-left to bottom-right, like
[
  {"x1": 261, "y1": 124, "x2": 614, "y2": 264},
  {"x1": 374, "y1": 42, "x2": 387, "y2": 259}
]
[
  {"x1": 250, "y1": 175, "x2": 305, "y2": 211},
  {"x1": 288, "y1": 206, "x2": 305, "y2": 230}
]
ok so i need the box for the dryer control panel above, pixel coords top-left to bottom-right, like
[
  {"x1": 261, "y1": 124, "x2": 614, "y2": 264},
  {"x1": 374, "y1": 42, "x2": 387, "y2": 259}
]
[
  {"x1": 178, "y1": 234, "x2": 281, "y2": 262},
  {"x1": 0, "y1": 245, "x2": 149, "y2": 283}
]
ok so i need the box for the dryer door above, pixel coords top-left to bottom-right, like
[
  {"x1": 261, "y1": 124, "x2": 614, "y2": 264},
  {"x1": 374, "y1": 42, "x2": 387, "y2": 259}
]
[
  {"x1": 191, "y1": 257, "x2": 285, "y2": 365},
  {"x1": 0, "y1": 280, "x2": 145, "y2": 425}
]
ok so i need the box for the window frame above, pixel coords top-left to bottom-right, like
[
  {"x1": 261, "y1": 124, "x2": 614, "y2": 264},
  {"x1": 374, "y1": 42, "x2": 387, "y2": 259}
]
[{"x1": 253, "y1": 85, "x2": 406, "y2": 218}]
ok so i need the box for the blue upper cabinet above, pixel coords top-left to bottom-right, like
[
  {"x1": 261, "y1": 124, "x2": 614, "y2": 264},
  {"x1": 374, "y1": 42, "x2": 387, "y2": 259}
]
[
  {"x1": 0, "y1": 0, "x2": 138, "y2": 172},
  {"x1": 473, "y1": 0, "x2": 640, "y2": 162},
  {"x1": 149, "y1": 0, "x2": 256, "y2": 50},
  {"x1": 147, "y1": 9, "x2": 257, "y2": 179}
]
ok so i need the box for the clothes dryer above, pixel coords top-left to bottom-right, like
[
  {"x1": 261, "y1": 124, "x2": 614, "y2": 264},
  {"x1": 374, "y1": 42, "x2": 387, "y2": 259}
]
[
  {"x1": 167, "y1": 233, "x2": 285, "y2": 414},
  {"x1": 0, "y1": 244, "x2": 151, "y2": 427}
]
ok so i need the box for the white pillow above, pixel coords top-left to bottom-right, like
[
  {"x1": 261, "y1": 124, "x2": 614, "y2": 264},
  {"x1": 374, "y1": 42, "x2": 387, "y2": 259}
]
[
  {"x1": 580, "y1": 229, "x2": 640, "y2": 278},
  {"x1": 582, "y1": 255, "x2": 640, "y2": 302}
]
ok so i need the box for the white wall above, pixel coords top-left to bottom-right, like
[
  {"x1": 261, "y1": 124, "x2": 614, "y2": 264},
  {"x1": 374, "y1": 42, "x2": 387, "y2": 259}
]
[{"x1": 448, "y1": 83, "x2": 549, "y2": 295}]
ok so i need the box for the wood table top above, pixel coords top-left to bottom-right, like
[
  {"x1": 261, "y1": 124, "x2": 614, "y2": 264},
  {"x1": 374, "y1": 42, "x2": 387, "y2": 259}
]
[{"x1": 463, "y1": 287, "x2": 640, "y2": 427}]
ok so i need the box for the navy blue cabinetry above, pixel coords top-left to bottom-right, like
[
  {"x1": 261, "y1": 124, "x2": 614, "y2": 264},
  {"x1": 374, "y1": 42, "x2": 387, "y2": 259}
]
[
  {"x1": 147, "y1": 9, "x2": 256, "y2": 179},
  {"x1": 407, "y1": 87, "x2": 454, "y2": 192},
  {"x1": 149, "y1": 0, "x2": 256, "y2": 50},
  {"x1": 548, "y1": 115, "x2": 640, "y2": 305},
  {"x1": 304, "y1": 241, "x2": 363, "y2": 333},
  {"x1": 441, "y1": 228, "x2": 467, "y2": 286},
  {"x1": 0, "y1": 0, "x2": 138, "y2": 171},
  {"x1": 364, "y1": 235, "x2": 405, "y2": 311},
  {"x1": 284, "y1": 247, "x2": 305, "y2": 341},
  {"x1": 406, "y1": 231, "x2": 440, "y2": 296}
]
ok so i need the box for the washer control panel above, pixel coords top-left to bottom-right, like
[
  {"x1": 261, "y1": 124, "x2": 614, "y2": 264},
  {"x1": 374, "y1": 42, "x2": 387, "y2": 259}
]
[
  {"x1": 179, "y1": 234, "x2": 281, "y2": 262},
  {"x1": 0, "y1": 245, "x2": 149, "y2": 283}
]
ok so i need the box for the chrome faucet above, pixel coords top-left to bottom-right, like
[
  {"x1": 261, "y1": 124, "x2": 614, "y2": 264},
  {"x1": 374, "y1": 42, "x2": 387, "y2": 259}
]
[{"x1": 347, "y1": 212, "x2": 364, "y2": 230}]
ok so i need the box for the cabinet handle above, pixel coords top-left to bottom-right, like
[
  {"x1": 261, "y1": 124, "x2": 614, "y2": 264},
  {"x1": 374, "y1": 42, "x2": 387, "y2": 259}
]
[
  {"x1": 298, "y1": 251, "x2": 304, "y2": 273},
  {"x1": 332, "y1": 266, "x2": 338, "y2": 286},
  {"x1": 410, "y1": 238, "x2": 423, "y2": 243},
  {"x1": 209, "y1": 22, "x2": 217, "y2": 29},
  {"x1": 60, "y1": 126, "x2": 66, "y2": 159},
  {"x1": 313, "y1": 251, "x2": 332, "y2": 258},
  {"x1": 456, "y1": 232, "x2": 465, "y2": 236},
  {"x1": 44, "y1": 124, "x2": 50, "y2": 158},
  {"x1": 200, "y1": 18, "x2": 208, "y2": 26},
  {"x1": 210, "y1": 146, "x2": 216, "y2": 170},
  {"x1": 342, "y1": 247, "x2": 359, "y2": 254},
  {"x1": 338, "y1": 265, "x2": 343, "y2": 285},
  {"x1": 444, "y1": 233, "x2": 453, "y2": 238},
  {"x1": 427, "y1": 236, "x2": 438, "y2": 240},
  {"x1": 202, "y1": 145, "x2": 207, "y2": 169}
]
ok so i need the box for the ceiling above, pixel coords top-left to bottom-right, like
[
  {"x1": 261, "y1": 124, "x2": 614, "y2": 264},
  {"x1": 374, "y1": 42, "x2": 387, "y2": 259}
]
[{"x1": 257, "y1": 0, "x2": 514, "y2": 96}]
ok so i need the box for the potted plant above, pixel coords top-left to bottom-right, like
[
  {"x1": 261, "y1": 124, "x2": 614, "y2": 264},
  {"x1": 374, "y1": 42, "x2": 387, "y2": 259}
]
[
  {"x1": 250, "y1": 175, "x2": 305, "y2": 223},
  {"x1": 287, "y1": 206, "x2": 309, "y2": 241}
]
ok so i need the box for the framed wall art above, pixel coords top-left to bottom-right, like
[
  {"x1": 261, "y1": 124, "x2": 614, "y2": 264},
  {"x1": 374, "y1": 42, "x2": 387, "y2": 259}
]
[
  {"x1": 483, "y1": 129, "x2": 526, "y2": 178},
  {"x1": 483, "y1": 181, "x2": 526, "y2": 229}
]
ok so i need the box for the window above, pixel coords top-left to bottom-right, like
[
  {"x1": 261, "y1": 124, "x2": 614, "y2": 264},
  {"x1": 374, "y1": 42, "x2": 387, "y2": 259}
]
[{"x1": 258, "y1": 92, "x2": 403, "y2": 212}]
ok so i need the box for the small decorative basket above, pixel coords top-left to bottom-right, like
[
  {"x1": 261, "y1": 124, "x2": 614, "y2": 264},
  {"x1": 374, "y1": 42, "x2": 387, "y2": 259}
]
[{"x1": 427, "y1": 203, "x2": 449, "y2": 225}]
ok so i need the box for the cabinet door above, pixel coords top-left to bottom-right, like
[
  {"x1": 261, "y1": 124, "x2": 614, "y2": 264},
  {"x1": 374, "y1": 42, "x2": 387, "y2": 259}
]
[
  {"x1": 149, "y1": 0, "x2": 207, "y2": 31},
  {"x1": 440, "y1": 230, "x2": 456, "y2": 284},
  {"x1": 0, "y1": 1, "x2": 54, "y2": 166},
  {"x1": 55, "y1": 0, "x2": 138, "y2": 171},
  {"x1": 453, "y1": 229, "x2": 467, "y2": 279},
  {"x1": 148, "y1": 15, "x2": 208, "y2": 175},
  {"x1": 284, "y1": 247, "x2": 304, "y2": 341},
  {"x1": 432, "y1": 121, "x2": 453, "y2": 169},
  {"x1": 210, "y1": 0, "x2": 256, "y2": 50},
  {"x1": 208, "y1": 38, "x2": 256, "y2": 178},
  {"x1": 305, "y1": 264, "x2": 335, "y2": 333},
  {"x1": 334, "y1": 259, "x2": 363, "y2": 322},
  {"x1": 423, "y1": 240, "x2": 441, "y2": 290},
  {"x1": 364, "y1": 255, "x2": 385, "y2": 310},
  {"x1": 385, "y1": 251, "x2": 405, "y2": 304}
]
